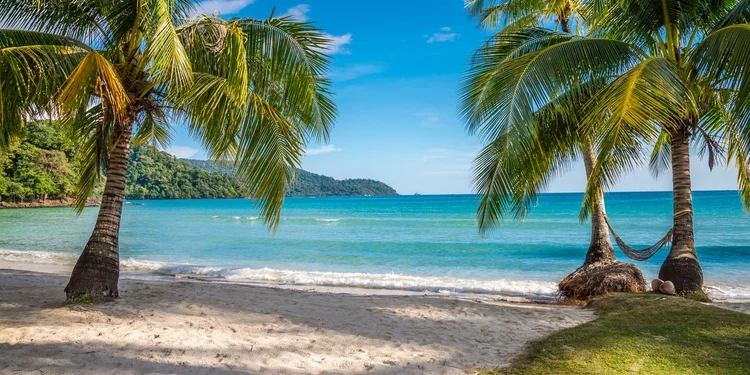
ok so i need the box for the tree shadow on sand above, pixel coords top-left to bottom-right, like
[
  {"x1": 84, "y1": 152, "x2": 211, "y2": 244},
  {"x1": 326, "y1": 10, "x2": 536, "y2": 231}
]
[{"x1": 1, "y1": 270, "x2": 591, "y2": 374}]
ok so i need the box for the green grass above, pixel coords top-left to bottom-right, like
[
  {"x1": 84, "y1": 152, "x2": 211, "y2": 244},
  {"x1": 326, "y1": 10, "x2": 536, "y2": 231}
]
[{"x1": 481, "y1": 294, "x2": 750, "y2": 375}]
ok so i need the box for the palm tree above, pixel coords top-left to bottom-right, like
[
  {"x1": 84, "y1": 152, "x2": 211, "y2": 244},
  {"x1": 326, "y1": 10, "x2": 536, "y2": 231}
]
[
  {"x1": 579, "y1": 0, "x2": 750, "y2": 295},
  {"x1": 0, "y1": 0, "x2": 337, "y2": 300},
  {"x1": 463, "y1": 0, "x2": 750, "y2": 296},
  {"x1": 462, "y1": 0, "x2": 646, "y2": 299}
]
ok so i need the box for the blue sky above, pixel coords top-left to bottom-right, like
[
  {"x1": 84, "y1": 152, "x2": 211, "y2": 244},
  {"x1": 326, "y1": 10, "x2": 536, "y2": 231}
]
[{"x1": 167, "y1": 0, "x2": 741, "y2": 195}]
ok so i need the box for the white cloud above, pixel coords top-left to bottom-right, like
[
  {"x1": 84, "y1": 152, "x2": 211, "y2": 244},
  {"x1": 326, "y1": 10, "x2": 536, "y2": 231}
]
[
  {"x1": 318, "y1": 33, "x2": 353, "y2": 55},
  {"x1": 306, "y1": 144, "x2": 342, "y2": 155},
  {"x1": 282, "y1": 4, "x2": 310, "y2": 21},
  {"x1": 197, "y1": 0, "x2": 253, "y2": 15},
  {"x1": 278, "y1": 5, "x2": 351, "y2": 55},
  {"x1": 426, "y1": 32, "x2": 458, "y2": 43},
  {"x1": 440, "y1": 26, "x2": 452, "y2": 32},
  {"x1": 167, "y1": 146, "x2": 199, "y2": 159},
  {"x1": 328, "y1": 64, "x2": 384, "y2": 82}
]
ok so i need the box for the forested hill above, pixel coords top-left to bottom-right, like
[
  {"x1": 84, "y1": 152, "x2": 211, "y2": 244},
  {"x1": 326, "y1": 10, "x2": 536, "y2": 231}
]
[
  {"x1": 182, "y1": 159, "x2": 398, "y2": 197},
  {"x1": 125, "y1": 148, "x2": 246, "y2": 199},
  {"x1": 0, "y1": 121, "x2": 396, "y2": 205}
]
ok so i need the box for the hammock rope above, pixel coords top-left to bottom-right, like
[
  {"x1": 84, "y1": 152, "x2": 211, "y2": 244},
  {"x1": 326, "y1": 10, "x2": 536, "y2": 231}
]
[{"x1": 604, "y1": 216, "x2": 674, "y2": 261}]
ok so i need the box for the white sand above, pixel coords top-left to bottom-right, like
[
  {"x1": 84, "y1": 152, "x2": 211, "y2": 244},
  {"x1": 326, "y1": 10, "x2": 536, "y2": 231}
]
[{"x1": 0, "y1": 264, "x2": 595, "y2": 375}]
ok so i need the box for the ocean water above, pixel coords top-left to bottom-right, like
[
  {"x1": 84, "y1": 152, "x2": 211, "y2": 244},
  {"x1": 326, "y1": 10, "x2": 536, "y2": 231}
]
[{"x1": 1, "y1": 191, "x2": 749, "y2": 300}]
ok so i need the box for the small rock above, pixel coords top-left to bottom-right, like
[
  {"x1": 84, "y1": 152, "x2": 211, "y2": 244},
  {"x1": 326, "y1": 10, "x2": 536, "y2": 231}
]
[
  {"x1": 651, "y1": 279, "x2": 664, "y2": 292},
  {"x1": 659, "y1": 280, "x2": 676, "y2": 295}
]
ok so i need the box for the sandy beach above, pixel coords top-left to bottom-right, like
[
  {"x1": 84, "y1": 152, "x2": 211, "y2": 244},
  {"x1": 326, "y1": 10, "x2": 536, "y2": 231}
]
[{"x1": 0, "y1": 264, "x2": 594, "y2": 375}]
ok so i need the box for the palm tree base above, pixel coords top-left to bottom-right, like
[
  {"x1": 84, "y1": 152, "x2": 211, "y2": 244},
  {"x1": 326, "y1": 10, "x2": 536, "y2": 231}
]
[
  {"x1": 558, "y1": 261, "x2": 646, "y2": 301},
  {"x1": 64, "y1": 243, "x2": 119, "y2": 301},
  {"x1": 658, "y1": 256, "x2": 703, "y2": 295}
]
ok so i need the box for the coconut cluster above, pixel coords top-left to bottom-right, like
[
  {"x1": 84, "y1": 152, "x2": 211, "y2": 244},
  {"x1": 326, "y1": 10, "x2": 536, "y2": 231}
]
[{"x1": 651, "y1": 279, "x2": 676, "y2": 295}]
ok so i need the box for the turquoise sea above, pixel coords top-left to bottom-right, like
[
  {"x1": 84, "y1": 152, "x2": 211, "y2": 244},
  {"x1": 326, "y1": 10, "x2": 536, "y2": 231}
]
[{"x1": 1, "y1": 191, "x2": 749, "y2": 300}]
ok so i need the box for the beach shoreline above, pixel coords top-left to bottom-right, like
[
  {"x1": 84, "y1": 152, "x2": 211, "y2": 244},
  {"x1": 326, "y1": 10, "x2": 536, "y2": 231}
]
[{"x1": 0, "y1": 264, "x2": 594, "y2": 374}]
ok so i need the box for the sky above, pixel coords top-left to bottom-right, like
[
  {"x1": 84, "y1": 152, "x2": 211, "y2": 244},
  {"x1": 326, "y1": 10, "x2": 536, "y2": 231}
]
[{"x1": 166, "y1": 0, "x2": 741, "y2": 195}]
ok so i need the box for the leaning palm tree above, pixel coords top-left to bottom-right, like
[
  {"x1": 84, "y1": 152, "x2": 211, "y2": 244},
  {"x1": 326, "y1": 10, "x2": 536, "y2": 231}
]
[
  {"x1": 462, "y1": 0, "x2": 646, "y2": 299},
  {"x1": 579, "y1": 0, "x2": 750, "y2": 295},
  {"x1": 0, "y1": 0, "x2": 336, "y2": 300}
]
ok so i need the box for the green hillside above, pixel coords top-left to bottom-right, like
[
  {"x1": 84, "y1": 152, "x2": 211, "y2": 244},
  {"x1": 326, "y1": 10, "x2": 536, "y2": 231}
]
[
  {"x1": 182, "y1": 159, "x2": 398, "y2": 197},
  {"x1": 0, "y1": 121, "x2": 78, "y2": 203},
  {"x1": 0, "y1": 121, "x2": 396, "y2": 206},
  {"x1": 125, "y1": 148, "x2": 246, "y2": 199}
]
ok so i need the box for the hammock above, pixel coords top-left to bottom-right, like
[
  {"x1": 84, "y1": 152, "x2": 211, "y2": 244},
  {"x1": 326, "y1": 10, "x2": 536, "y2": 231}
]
[{"x1": 604, "y1": 216, "x2": 673, "y2": 261}]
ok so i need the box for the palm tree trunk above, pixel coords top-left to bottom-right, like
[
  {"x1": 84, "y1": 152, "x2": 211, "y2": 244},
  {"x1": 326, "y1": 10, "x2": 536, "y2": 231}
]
[
  {"x1": 659, "y1": 125, "x2": 703, "y2": 293},
  {"x1": 559, "y1": 3, "x2": 573, "y2": 34},
  {"x1": 581, "y1": 142, "x2": 616, "y2": 265},
  {"x1": 558, "y1": 141, "x2": 646, "y2": 300},
  {"x1": 64, "y1": 123, "x2": 132, "y2": 300}
]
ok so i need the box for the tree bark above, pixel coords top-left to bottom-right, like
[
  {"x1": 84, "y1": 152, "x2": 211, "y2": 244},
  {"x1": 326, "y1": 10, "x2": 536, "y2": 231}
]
[
  {"x1": 65, "y1": 122, "x2": 132, "y2": 300},
  {"x1": 581, "y1": 142, "x2": 616, "y2": 265},
  {"x1": 559, "y1": 4, "x2": 573, "y2": 34},
  {"x1": 659, "y1": 125, "x2": 703, "y2": 293}
]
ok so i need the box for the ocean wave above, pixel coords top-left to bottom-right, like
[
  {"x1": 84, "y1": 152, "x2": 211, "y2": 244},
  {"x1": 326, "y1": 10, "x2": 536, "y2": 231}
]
[
  {"x1": 705, "y1": 284, "x2": 750, "y2": 301},
  {"x1": 208, "y1": 215, "x2": 259, "y2": 222},
  {"x1": 3, "y1": 249, "x2": 750, "y2": 300},
  {"x1": 146, "y1": 265, "x2": 559, "y2": 297},
  {"x1": 315, "y1": 218, "x2": 340, "y2": 223},
  {"x1": 0, "y1": 249, "x2": 75, "y2": 265},
  {"x1": 120, "y1": 258, "x2": 171, "y2": 272}
]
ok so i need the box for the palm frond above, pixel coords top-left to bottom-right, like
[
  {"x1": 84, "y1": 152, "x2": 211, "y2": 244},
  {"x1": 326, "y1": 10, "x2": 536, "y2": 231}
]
[
  {"x1": 63, "y1": 104, "x2": 109, "y2": 213},
  {"x1": 714, "y1": 0, "x2": 750, "y2": 29},
  {"x1": 142, "y1": 0, "x2": 193, "y2": 92},
  {"x1": 648, "y1": 130, "x2": 672, "y2": 178},
  {"x1": 57, "y1": 51, "x2": 130, "y2": 124},
  {"x1": 132, "y1": 107, "x2": 172, "y2": 149},
  {"x1": 581, "y1": 57, "x2": 698, "y2": 219},
  {"x1": 473, "y1": 83, "x2": 588, "y2": 234},
  {"x1": 465, "y1": 0, "x2": 548, "y2": 30},
  {"x1": 0, "y1": 29, "x2": 86, "y2": 148},
  {"x1": 177, "y1": 15, "x2": 336, "y2": 230},
  {"x1": 0, "y1": 0, "x2": 109, "y2": 44},
  {"x1": 690, "y1": 24, "x2": 750, "y2": 139},
  {"x1": 461, "y1": 30, "x2": 639, "y2": 143}
]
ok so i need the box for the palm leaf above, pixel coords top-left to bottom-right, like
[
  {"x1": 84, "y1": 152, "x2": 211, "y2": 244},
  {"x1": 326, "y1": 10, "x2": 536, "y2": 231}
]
[
  {"x1": 141, "y1": 0, "x2": 194, "y2": 92},
  {"x1": 461, "y1": 30, "x2": 639, "y2": 143},
  {"x1": 0, "y1": 0, "x2": 109, "y2": 44},
  {"x1": 690, "y1": 24, "x2": 750, "y2": 141},
  {"x1": 57, "y1": 51, "x2": 130, "y2": 124},
  {"x1": 0, "y1": 29, "x2": 86, "y2": 148},
  {"x1": 581, "y1": 57, "x2": 699, "y2": 219}
]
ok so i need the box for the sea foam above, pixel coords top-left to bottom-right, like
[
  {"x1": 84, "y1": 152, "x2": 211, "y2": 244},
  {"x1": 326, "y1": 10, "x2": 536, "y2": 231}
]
[
  {"x1": 0, "y1": 249, "x2": 74, "y2": 265},
  {"x1": 149, "y1": 265, "x2": 559, "y2": 297}
]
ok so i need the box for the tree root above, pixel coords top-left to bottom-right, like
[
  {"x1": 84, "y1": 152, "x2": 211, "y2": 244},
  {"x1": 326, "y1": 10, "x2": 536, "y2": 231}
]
[{"x1": 559, "y1": 261, "x2": 646, "y2": 301}]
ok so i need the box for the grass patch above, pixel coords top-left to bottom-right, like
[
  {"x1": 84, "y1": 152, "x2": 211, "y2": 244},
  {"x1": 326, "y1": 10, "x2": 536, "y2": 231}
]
[{"x1": 481, "y1": 293, "x2": 750, "y2": 374}]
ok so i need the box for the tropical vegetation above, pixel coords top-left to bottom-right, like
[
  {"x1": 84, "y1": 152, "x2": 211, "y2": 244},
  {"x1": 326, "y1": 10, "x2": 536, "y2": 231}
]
[
  {"x1": 462, "y1": 0, "x2": 646, "y2": 300},
  {"x1": 0, "y1": 120, "x2": 77, "y2": 203},
  {"x1": 126, "y1": 147, "x2": 246, "y2": 199},
  {"x1": 462, "y1": 0, "x2": 750, "y2": 297},
  {"x1": 479, "y1": 293, "x2": 750, "y2": 374},
  {"x1": 0, "y1": 0, "x2": 337, "y2": 300},
  {"x1": 185, "y1": 158, "x2": 397, "y2": 196},
  {"x1": 0, "y1": 121, "x2": 395, "y2": 204}
]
